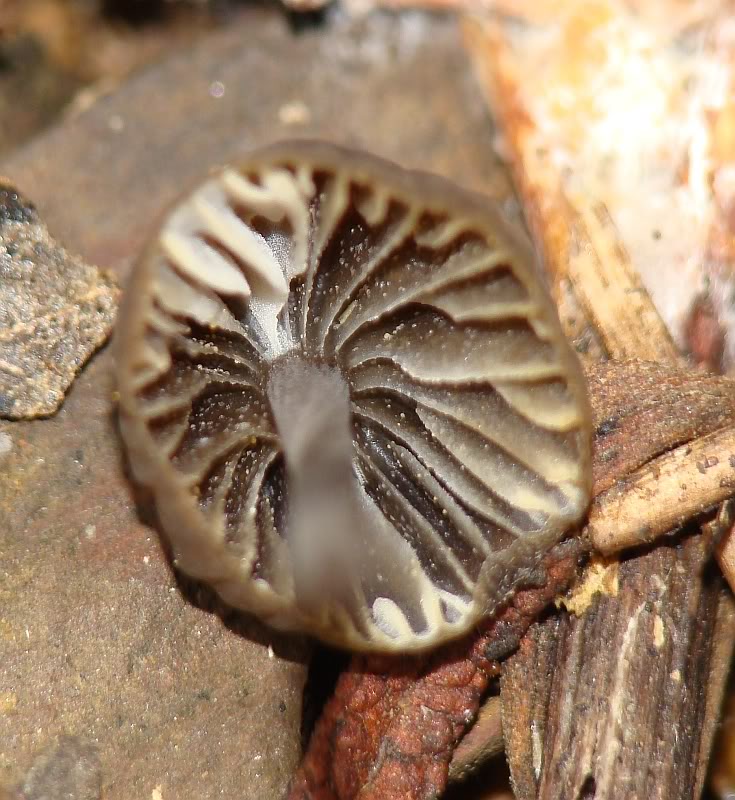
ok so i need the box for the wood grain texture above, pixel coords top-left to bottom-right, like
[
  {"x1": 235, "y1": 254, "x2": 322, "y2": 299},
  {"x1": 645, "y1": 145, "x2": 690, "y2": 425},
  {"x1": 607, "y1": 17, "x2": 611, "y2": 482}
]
[{"x1": 502, "y1": 535, "x2": 735, "y2": 800}]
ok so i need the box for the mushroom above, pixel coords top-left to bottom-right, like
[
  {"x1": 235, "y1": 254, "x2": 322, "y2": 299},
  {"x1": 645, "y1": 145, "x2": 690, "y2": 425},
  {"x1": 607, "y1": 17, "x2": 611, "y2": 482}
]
[{"x1": 115, "y1": 141, "x2": 591, "y2": 652}]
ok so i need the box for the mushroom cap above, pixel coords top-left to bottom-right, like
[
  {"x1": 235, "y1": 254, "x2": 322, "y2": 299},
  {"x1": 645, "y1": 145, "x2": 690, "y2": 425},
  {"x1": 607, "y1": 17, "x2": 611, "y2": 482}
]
[{"x1": 115, "y1": 141, "x2": 591, "y2": 653}]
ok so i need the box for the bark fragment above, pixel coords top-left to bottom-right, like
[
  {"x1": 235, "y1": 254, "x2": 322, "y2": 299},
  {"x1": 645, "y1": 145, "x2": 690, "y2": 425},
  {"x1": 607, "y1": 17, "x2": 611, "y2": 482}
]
[{"x1": 502, "y1": 534, "x2": 735, "y2": 800}]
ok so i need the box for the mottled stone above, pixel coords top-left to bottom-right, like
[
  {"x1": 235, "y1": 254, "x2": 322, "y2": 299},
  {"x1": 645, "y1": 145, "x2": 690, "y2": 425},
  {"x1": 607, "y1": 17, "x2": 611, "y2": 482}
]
[
  {"x1": 0, "y1": 185, "x2": 118, "y2": 419},
  {"x1": 22, "y1": 736, "x2": 101, "y2": 800}
]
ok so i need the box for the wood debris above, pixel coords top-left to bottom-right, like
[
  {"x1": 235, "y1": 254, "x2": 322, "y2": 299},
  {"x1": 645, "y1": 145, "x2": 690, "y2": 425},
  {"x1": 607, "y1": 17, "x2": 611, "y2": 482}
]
[
  {"x1": 464, "y1": 3, "x2": 735, "y2": 797},
  {"x1": 288, "y1": 542, "x2": 583, "y2": 800},
  {"x1": 464, "y1": 1, "x2": 735, "y2": 367}
]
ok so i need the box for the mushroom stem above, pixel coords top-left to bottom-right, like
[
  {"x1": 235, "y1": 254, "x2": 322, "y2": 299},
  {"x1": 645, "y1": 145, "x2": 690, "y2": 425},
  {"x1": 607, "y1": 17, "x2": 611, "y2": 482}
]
[
  {"x1": 267, "y1": 356, "x2": 360, "y2": 607},
  {"x1": 266, "y1": 357, "x2": 353, "y2": 473}
]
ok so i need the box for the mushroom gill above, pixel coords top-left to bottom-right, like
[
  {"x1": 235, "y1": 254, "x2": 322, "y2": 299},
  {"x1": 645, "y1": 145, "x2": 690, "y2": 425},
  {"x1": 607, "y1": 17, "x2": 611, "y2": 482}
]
[{"x1": 115, "y1": 141, "x2": 592, "y2": 652}]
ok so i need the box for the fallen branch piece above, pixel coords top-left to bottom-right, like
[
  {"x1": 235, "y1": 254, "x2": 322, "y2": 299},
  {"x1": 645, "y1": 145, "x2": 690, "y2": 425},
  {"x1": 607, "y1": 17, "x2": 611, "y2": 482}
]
[
  {"x1": 589, "y1": 425, "x2": 735, "y2": 554},
  {"x1": 464, "y1": 7, "x2": 735, "y2": 798},
  {"x1": 502, "y1": 530, "x2": 735, "y2": 800}
]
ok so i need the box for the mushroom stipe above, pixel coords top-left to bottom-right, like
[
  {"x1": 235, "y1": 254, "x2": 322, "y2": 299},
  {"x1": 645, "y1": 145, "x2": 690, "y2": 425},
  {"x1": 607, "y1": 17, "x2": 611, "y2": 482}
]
[{"x1": 115, "y1": 141, "x2": 592, "y2": 653}]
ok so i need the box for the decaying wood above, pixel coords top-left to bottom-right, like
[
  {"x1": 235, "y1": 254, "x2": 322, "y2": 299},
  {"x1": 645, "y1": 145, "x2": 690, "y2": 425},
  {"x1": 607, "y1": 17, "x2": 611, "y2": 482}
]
[
  {"x1": 502, "y1": 546, "x2": 735, "y2": 800},
  {"x1": 555, "y1": 197, "x2": 680, "y2": 363},
  {"x1": 464, "y1": 1, "x2": 735, "y2": 365},
  {"x1": 448, "y1": 695, "x2": 503, "y2": 783},
  {"x1": 465, "y1": 5, "x2": 735, "y2": 799},
  {"x1": 718, "y1": 511, "x2": 735, "y2": 589},
  {"x1": 588, "y1": 425, "x2": 735, "y2": 554},
  {"x1": 494, "y1": 361, "x2": 735, "y2": 800},
  {"x1": 582, "y1": 360, "x2": 735, "y2": 552},
  {"x1": 584, "y1": 360, "x2": 735, "y2": 495}
]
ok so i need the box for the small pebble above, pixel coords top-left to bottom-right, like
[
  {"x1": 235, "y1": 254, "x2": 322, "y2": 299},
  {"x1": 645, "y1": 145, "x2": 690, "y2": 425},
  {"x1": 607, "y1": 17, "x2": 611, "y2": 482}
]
[
  {"x1": 209, "y1": 81, "x2": 226, "y2": 99},
  {"x1": 278, "y1": 100, "x2": 311, "y2": 126}
]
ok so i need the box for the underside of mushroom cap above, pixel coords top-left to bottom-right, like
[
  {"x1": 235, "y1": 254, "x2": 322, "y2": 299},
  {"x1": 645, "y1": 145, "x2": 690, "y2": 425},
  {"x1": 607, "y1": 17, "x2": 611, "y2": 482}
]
[{"x1": 115, "y1": 140, "x2": 592, "y2": 653}]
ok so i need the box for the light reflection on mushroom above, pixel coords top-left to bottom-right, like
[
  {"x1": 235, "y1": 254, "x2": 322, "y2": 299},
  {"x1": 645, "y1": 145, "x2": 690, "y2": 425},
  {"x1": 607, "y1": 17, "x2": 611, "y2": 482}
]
[{"x1": 115, "y1": 141, "x2": 592, "y2": 652}]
